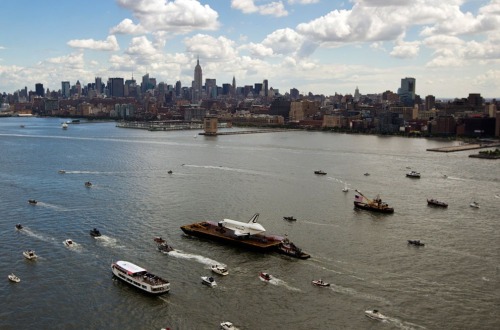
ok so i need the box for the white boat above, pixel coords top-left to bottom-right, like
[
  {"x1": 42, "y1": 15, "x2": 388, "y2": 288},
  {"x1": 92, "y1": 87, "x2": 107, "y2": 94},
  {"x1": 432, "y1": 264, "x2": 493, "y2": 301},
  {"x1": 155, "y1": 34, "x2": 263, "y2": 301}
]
[
  {"x1": 201, "y1": 276, "x2": 217, "y2": 287},
  {"x1": 220, "y1": 321, "x2": 236, "y2": 330},
  {"x1": 365, "y1": 309, "x2": 387, "y2": 321},
  {"x1": 470, "y1": 201, "x2": 480, "y2": 208},
  {"x1": 342, "y1": 183, "x2": 349, "y2": 192},
  {"x1": 211, "y1": 264, "x2": 229, "y2": 276},
  {"x1": 62, "y1": 122, "x2": 68, "y2": 130},
  {"x1": 8, "y1": 273, "x2": 21, "y2": 283},
  {"x1": 312, "y1": 279, "x2": 330, "y2": 287},
  {"x1": 111, "y1": 260, "x2": 170, "y2": 295},
  {"x1": 64, "y1": 239, "x2": 74, "y2": 247},
  {"x1": 23, "y1": 250, "x2": 37, "y2": 260}
]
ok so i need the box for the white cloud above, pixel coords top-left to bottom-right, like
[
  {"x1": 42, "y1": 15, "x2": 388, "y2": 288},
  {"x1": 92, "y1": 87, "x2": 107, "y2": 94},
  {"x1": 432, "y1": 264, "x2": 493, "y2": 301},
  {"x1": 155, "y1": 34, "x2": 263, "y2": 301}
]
[
  {"x1": 67, "y1": 36, "x2": 120, "y2": 51},
  {"x1": 110, "y1": 18, "x2": 147, "y2": 35},
  {"x1": 390, "y1": 40, "x2": 420, "y2": 59},
  {"x1": 262, "y1": 28, "x2": 304, "y2": 55},
  {"x1": 184, "y1": 34, "x2": 238, "y2": 61},
  {"x1": 242, "y1": 43, "x2": 275, "y2": 57},
  {"x1": 288, "y1": 0, "x2": 319, "y2": 4},
  {"x1": 113, "y1": 0, "x2": 220, "y2": 34},
  {"x1": 231, "y1": 0, "x2": 288, "y2": 17}
]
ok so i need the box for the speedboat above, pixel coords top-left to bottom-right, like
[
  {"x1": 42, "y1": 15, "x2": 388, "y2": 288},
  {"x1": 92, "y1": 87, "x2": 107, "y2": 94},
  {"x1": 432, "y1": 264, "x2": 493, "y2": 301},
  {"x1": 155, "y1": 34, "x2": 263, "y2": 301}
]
[
  {"x1": 111, "y1": 260, "x2": 170, "y2": 295},
  {"x1": 28, "y1": 199, "x2": 37, "y2": 205},
  {"x1": 342, "y1": 183, "x2": 349, "y2": 192},
  {"x1": 201, "y1": 276, "x2": 217, "y2": 287},
  {"x1": 154, "y1": 237, "x2": 174, "y2": 252},
  {"x1": 167, "y1": 170, "x2": 173, "y2": 174},
  {"x1": 220, "y1": 321, "x2": 235, "y2": 330},
  {"x1": 90, "y1": 228, "x2": 102, "y2": 237},
  {"x1": 58, "y1": 170, "x2": 66, "y2": 174},
  {"x1": 211, "y1": 264, "x2": 229, "y2": 276},
  {"x1": 408, "y1": 240, "x2": 425, "y2": 247},
  {"x1": 15, "y1": 223, "x2": 23, "y2": 230},
  {"x1": 365, "y1": 309, "x2": 387, "y2": 321},
  {"x1": 23, "y1": 250, "x2": 37, "y2": 260},
  {"x1": 64, "y1": 239, "x2": 74, "y2": 247},
  {"x1": 62, "y1": 122, "x2": 68, "y2": 130},
  {"x1": 84, "y1": 181, "x2": 92, "y2": 187},
  {"x1": 470, "y1": 201, "x2": 480, "y2": 208},
  {"x1": 259, "y1": 272, "x2": 272, "y2": 282},
  {"x1": 312, "y1": 279, "x2": 330, "y2": 287},
  {"x1": 314, "y1": 170, "x2": 327, "y2": 175},
  {"x1": 364, "y1": 172, "x2": 370, "y2": 176},
  {"x1": 283, "y1": 216, "x2": 296, "y2": 221},
  {"x1": 8, "y1": 273, "x2": 21, "y2": 283}
]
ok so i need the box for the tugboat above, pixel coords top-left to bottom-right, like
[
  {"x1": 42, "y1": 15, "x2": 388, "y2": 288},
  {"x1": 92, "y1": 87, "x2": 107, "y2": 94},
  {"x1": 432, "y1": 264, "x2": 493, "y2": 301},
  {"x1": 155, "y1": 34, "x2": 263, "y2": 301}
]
[
  {"x1": 427, "y1": 198, "x2": 448, "y2": 208},
  {"x1": 276, "y1": 237, "x2": 311, "y2": 259},
  {"x1": 354, "y1": 190, "x2": 394, "y2": 214},
  {"x1": 90, "y1": 228, "x2": 102, "y2": 237}
]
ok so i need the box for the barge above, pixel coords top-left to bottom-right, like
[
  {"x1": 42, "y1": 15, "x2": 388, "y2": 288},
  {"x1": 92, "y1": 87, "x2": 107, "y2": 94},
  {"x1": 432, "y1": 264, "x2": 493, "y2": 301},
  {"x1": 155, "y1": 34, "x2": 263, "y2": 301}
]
[{"x1": 180, "y1": 213, "x2": 310, "y2": 258}]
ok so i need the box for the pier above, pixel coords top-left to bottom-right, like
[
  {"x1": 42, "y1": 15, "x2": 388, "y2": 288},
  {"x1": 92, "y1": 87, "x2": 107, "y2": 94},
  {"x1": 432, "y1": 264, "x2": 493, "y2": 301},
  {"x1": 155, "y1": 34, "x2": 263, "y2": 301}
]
[{"x1": 427, "y1": 142, "x2": 500, "y2": 153}]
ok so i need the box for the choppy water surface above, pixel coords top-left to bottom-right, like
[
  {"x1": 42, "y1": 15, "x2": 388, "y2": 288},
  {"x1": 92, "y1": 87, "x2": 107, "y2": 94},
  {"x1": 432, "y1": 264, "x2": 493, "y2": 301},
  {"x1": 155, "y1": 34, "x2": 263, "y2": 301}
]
[{"x1": 1, "y1": 117, "x2": 499, "y2": 330}]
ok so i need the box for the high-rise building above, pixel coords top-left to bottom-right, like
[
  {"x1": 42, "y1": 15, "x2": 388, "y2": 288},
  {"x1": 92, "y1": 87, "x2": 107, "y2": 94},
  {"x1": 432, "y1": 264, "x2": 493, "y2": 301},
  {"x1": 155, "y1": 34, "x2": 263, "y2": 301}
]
[
  {"x1": 95, "y1": 77, "x2": 102, "y2": 95},
  {"x1": 425, "y1": 95, "x2": 435, "y2": 111},
  {"x1": 75, "y1": 80, "x2": 82, "y2": 97},
  {"x1": 397, "y1": 77, "x2": 416, "y2": 106},
  {"x1": 232, "y1": 76, "x2": 236, "y2": 96},
  {"x1": 141, "y1": 73, "x2": 150, "y2": 93},
  {"x1": 192, "y1": 57, "x2": 203, "y2": 103},
  {"x1": 354, "y1": 86, "x2": 360, "y2": 102},
  {"x1": 61, "y1": 81, "x2": 70, "y2": 98},
  {"x1": 109, "y1": 78, "x2": 124, "y2": 97},
  {"x1": 205, "y1": 78, "x2": 217, "y2": 99},
  {"x1": 35, "y1": 83, "x2": 44, "y2": 97},
  {"x1": 175, "y1": 81, "x2": 182, "y2": 97}
]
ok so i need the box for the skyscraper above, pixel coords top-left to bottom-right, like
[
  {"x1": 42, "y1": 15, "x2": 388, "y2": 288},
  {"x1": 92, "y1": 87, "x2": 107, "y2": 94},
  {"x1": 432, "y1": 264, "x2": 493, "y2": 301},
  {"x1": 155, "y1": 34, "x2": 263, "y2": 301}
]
[
  {"x1": 192, "y1": 57, "x2": 203, "y2": 103},
  {"x1": 61, "y1": 81, "x2": 70, "y2": 98},
  {"x1": 95, "y1": 77, "x2": 102, "y2": 95},
  {"x1": 35, "y1": 83, "x2": 44, "y2": 97},
  {"x1": 263, "y1": 79, "x2": 268, "y2": 97},
  {"x1": 397, "y1": 77, "x2": 416, "y2": 106}
]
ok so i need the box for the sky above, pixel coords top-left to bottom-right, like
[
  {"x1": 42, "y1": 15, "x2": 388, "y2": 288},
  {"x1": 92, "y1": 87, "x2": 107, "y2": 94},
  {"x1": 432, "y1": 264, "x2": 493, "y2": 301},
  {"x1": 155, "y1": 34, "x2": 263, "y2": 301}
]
[{"x1": 0, "y1": 0, "x2": 499, "y2": 99}]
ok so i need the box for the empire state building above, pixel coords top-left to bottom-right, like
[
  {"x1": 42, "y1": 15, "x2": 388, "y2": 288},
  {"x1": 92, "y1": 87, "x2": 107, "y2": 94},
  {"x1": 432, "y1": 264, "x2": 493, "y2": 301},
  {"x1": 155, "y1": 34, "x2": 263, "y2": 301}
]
[{"x1": 192, "y1": 57, "x2": 203, "y2": 103}]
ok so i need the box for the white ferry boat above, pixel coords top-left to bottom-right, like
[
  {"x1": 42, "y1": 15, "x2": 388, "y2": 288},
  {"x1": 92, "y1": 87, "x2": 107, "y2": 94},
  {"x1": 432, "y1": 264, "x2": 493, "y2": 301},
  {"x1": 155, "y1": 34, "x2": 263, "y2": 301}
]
[{"x1": 111, "y1": 260, "x2": 170, "y2": 295}]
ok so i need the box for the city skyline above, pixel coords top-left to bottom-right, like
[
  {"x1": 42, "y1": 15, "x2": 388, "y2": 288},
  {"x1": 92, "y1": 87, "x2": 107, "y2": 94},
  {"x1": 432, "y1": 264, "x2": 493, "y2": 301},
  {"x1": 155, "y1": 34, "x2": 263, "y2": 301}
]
[{"x1": 0, "y1": 0, "x2": 499, "y2": 98}]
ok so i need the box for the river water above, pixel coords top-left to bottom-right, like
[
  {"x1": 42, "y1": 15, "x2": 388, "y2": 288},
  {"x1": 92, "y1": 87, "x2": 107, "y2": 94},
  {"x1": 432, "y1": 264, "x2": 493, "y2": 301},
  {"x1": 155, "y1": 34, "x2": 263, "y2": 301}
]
[{"x1": 0, "y1": 117, "x2": 498, "y2": 330}]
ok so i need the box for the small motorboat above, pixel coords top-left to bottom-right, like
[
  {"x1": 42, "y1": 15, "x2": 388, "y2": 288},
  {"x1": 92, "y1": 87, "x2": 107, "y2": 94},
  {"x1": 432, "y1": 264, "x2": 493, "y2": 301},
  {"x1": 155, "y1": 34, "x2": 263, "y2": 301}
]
[
  {"x1": 201, "y1": 276, "x2": 217, "y2": 287},
  {"x1": 364, "y1": 172, "x2": 370, "y2": 176},
  {"x1": 8, "y1": 273, "x2": 21, "y2": 283},
  {"x1": 62, "y1": 122, "x2": 68, "y2": 130},
  {"x1": 259, "y1": 272, "x2": 272, "y2": 282},
  {"x1": 211, "y1": 264, "x2": 229, "y2": 276},
  {"x1": 28, "y1": 199, "x2": 37, "y2": 205},
  {"x1": 408, "y1": 240, "x2": 425, "y2": 247},
  {"x1": 470, "y1": 201, "x2": 480, "y2": 208},
  {"x1": 154, "y1": 237, "x2": 174, "y2": 252},
  {"x1": 84, "y1": 181, "x2": 92, "y2": 187},
  {"x1": 312, "y1": 279, "x2": 330, "y2": 287},
  {"x1": 23, "y1": 250, "x2": 38, "y2": 260},
  {"x1": 220, "y1": 321, "x2": 235, "y2": 330},
  {"x1": 406, "y1": 170, "x2": 421, "y2": 178},
  {"x1": 167, "y1": 170, "x2": 173, "y2": 174},
  {"x1": 64, "y1": 239, "x2": 74, "y2": 247},
  {"x1": 365, "y1": 309, "x2": 388, "y2": 321},
  {"x1": 314, "y1": 170, "x2": 327, "y2": 175},
  {"x1": 90, "y1": 228, "x2": 102, "y2": 237},
  {"x1": 15, "y1": 223, "x2": 23, "y2": 230},
  {"x1": 427, "y1": 198, "x2": 448, "y2": 207},
  {"x1": 342, "y1": 183, "x2": 349, "y2": 192},
  {"x1": 58, "y1": 170, "x2": 66, "y2": 174},
  {"x1": 283, "y1": 216, "x2": 296, "y2": 221}
]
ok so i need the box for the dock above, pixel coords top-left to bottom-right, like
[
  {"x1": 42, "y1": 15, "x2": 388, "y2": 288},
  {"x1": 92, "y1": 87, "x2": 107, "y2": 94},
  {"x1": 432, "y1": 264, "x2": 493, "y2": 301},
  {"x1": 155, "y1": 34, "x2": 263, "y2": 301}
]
[
  {"x1": 199, "y1": 129, "x2": 290, "y2": 136},
  {"x1": 427, "y1": 142, "x2": 500, "y2": 153}
]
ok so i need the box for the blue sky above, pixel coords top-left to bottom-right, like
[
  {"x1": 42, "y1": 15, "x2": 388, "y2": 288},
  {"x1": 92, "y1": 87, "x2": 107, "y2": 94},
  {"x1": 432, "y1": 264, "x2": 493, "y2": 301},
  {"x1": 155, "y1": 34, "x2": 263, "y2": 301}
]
[{"x1": 1, "y1": 0, "x2": 499, "y2": 98}]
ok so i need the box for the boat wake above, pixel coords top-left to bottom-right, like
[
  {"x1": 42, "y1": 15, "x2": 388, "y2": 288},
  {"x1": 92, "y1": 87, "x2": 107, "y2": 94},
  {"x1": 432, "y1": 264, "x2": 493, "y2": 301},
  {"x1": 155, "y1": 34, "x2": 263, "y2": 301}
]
[
  {"x1": 167, "y1": 250, "x2": 221, "y2": 266},
  {"x1": 260, "y1": 276, "x2": 301, "y2": 292},
  {"x1": 382, "y1": 316, "x2": 426, "y2": 330},
  {"x1": 19, "y1": 228, "x2": 55, "y2": 243},
  {"x1": 182, "y1": 164, "x2": 270, "y2": 176},
  {"x1": 331, "y1": 284, "x2": 391, "y2": 305},
  {"x1": 33, "y1": 202, "x2": 72, "y2": 212},
  {"x1": 94, "y1": 235, "x2": 125, "y2": 249}
]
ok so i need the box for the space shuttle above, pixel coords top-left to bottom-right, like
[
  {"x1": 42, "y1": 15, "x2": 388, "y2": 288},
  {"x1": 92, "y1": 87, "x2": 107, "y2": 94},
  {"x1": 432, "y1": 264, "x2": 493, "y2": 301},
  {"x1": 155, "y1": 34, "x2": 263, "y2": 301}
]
[{"x1": 218, "y1": 213, "x2": 266, "y2": 236}]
